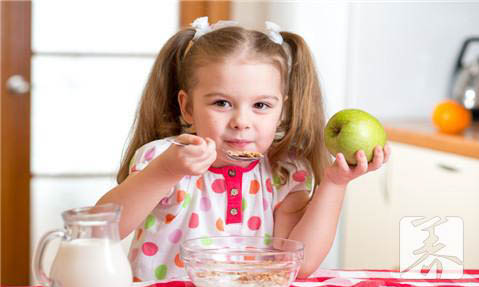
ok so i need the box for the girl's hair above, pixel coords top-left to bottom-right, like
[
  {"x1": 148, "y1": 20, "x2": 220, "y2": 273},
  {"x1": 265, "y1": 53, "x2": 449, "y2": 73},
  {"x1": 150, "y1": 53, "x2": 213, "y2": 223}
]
[{"x1": 117, "y1": 25, "x2": 332, "y2": 189}]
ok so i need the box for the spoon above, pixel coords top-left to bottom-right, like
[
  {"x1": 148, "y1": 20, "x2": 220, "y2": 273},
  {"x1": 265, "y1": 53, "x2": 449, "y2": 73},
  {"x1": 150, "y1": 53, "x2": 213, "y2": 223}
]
[
  {"x1": 224, "y1": 150, "x2": 264, "y2": 162},
  {"x1": 166, "y1": 138, "x2": 188, "y2": 146},
  {"x1": 166, "y1": 138, "x2": 263, "y2": 162}
]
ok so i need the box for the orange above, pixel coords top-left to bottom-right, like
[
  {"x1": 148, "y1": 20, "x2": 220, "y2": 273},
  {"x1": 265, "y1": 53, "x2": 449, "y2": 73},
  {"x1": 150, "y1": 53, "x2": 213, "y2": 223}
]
[{"x1": 432, "y1": 100, "x2": 472, "y2": 134}]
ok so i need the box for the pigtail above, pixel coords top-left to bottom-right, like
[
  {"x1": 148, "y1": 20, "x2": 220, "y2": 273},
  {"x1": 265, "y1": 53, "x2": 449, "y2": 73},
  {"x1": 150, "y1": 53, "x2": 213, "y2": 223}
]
[
  {"x1": 269, "y1": 32, "x2": 332, "y2": 187},
  {"x1": 117, "y1": 29, "x2": 195, "y2": 184}
]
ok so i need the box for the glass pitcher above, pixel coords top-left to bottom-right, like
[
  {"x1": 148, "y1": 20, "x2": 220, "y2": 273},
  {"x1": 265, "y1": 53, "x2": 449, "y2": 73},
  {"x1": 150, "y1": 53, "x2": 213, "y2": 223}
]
[{"x1": 33, "y1": 203, "x2": 132, "y2": 287}]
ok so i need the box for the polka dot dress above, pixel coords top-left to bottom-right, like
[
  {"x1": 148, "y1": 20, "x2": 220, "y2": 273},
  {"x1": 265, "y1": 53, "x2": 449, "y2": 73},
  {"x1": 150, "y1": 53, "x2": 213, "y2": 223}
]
[{"x1": 127, "y1": 138, "x2": 314, "y2": 282}]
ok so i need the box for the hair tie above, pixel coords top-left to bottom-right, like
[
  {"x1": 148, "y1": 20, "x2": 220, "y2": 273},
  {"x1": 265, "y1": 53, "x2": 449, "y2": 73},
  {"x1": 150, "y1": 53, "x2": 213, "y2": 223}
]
[
  {"x1": 265, "y1": 21, "x2": 283, "y2": 45},
  {"x1": 191, "y1": 16, "x2": 211, "y2": 40},
  {"x1": 191, "y1": 16, "x2": 239, "y2": 40}
]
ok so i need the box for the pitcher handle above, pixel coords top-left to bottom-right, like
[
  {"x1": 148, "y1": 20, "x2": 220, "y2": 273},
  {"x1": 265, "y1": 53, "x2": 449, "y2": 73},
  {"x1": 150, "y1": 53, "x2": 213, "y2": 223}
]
[{"x1": 32, "y1": 229, "x2": 66, "y2": 286}]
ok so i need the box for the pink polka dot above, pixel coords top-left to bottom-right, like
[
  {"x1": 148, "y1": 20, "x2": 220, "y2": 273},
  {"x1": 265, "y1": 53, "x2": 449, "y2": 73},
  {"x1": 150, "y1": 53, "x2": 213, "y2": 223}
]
[
  {"x1": 263, "y1": 198, "x2": 268, "y2": 211},
  {"x1": 293, "y1": 170, "x2": 307, "y2": 182},
  {"x1": 144, "y1": 147, "x2": 156, "y2": 161},
  {"x1": 266, "y1": 178, "x2": 273, "y2": 193},
  {"x1": 200, "y1": 197, "x2": 211, "y2": 211},
  {"x1": 129, "y1": 248, "x2": 139, "y2": 261},
  {"x1": 130, "y1": 164, "x2": 138, "y2": 173},
  {"x1": 159, "y1": 197, "x2": 170, "y2": 209},
  {"x1": 142, "y1": 242, "x2": 158, "y2": 256},
  {"x1": 248, "y1": 216, "x2": 261, "y2": 230},
  {"x1": 168, "y1": 229, "x2": 183, "y2": 244},
  {"x1": 212, "y1": 179, "x2": 226, "y2": 193},
  {"x1": 189, "y1": 212, "x2": 199, "y2": 228}
]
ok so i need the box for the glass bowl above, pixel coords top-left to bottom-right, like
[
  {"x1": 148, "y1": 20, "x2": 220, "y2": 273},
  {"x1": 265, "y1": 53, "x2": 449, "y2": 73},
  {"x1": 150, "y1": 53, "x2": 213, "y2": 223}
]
[{"x1": 180, "y1": 236, "x2": 304, "y2": 287}]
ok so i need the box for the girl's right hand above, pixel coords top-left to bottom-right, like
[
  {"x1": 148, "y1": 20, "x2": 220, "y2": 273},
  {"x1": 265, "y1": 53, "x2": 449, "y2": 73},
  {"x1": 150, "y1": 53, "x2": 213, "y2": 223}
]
[{"x1": 161, "y1": 134, "x2": 217, "y2": 177}]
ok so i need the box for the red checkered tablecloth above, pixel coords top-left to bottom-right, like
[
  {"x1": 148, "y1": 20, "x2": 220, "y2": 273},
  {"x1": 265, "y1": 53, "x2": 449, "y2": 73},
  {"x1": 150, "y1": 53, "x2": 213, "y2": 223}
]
[{"x1": 135, "y1": 269, "x2": 479, "y2": 287}]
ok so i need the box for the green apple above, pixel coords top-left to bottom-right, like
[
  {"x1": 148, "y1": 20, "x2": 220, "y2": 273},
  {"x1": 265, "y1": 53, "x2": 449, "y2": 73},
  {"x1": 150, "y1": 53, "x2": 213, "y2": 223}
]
[{"x1": 324, "y1": 109, "x2": 387, "y2": 165}]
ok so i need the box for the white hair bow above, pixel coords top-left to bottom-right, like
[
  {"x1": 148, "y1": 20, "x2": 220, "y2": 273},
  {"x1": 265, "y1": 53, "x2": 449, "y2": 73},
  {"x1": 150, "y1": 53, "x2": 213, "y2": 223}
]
[
  {"x1": 191, "y1": 16, "x2": 211, "y2": 40},
  {"x1": 190, "y1": 16, "x2": 284, "y2": 45},
  {"x1": 265, "y1": 21, "x2": 283, "y2": 45},
  {"x1": 191, "y1": 16, "x2": 239, "y2": 41}
]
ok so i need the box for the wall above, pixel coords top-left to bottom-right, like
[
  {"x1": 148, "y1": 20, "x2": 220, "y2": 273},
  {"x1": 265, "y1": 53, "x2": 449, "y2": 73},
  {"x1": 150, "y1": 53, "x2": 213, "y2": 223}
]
[{"x1": 348, "y1": 2, "x2": 479, "y2": 119}]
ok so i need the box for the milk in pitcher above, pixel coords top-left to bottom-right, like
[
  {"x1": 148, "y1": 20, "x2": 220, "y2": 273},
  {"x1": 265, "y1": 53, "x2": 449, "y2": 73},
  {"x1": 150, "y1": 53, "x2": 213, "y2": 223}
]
[{"x1": 49, "y1": 238, "x2": 132, "y2": 287}]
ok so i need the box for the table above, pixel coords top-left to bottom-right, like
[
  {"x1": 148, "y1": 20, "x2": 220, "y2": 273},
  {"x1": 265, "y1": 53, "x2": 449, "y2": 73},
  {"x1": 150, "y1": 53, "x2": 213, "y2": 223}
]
[
  {"x1": 132, "y1": 269, "x2": 479, "y2": 287},
  {"x1": 9, "y1": 270, "x2": 479, "y2": 287}
]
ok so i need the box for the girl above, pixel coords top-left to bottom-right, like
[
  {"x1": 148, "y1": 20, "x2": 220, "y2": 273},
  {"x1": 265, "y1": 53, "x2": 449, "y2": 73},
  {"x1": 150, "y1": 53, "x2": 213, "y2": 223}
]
[{"x1": 97, "y1": 17, "x2": 390, "y2": 282}]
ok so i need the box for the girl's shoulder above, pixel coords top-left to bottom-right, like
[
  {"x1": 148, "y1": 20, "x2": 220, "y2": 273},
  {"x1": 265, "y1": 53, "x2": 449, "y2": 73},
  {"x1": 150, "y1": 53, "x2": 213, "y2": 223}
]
[{"x1": 128, "y1": 137, "x2": 174, "y2": 174}]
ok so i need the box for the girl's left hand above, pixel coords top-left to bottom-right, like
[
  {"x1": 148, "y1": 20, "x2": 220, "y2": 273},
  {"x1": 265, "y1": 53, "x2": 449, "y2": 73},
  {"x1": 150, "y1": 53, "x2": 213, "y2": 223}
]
[{"x1": 324, "y1": 143, "x2": 391, "y2": 188}]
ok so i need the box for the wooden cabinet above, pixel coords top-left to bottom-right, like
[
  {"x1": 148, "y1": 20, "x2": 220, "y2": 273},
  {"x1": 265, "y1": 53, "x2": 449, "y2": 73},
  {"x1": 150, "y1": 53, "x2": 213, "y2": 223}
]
[{"x1": 341, "y1": 141, "x2": 479, "y2": 269}]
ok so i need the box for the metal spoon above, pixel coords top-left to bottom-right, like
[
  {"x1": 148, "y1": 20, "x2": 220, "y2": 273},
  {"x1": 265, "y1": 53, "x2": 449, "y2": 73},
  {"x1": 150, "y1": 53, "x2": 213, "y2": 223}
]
[{"x1": 167, "y1": 138, "x2": 263, "y2": 162}]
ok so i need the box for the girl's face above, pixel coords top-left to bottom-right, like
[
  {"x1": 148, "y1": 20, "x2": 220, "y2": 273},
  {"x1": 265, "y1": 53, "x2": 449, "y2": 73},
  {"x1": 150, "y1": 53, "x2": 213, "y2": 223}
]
[{"x1": 179, "y1": 58, "x2": 284, "y2": 168}]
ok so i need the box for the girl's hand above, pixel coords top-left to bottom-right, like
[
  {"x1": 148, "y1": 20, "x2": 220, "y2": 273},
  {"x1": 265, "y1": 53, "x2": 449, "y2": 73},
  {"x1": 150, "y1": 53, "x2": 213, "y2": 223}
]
[
  {"x1": 324, "y1": 143, "x2": 391, "y2": 188},
  {"x1": 161, "y1": 134, "x2": 217, "y2": 177}
]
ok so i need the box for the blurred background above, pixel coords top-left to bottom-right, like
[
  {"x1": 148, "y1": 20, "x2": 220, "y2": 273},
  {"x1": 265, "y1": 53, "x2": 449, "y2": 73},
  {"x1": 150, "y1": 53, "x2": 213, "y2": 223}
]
[{"x1": 2, "y1": 1, "x2": 479, "y2": 285}]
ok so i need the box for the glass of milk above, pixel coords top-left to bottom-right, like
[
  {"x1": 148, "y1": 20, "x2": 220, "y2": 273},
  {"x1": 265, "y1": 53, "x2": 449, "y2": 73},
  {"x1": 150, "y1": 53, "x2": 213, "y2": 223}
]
[{"x1": 32, "y1": 203, "x2": 132, "y2": 287}]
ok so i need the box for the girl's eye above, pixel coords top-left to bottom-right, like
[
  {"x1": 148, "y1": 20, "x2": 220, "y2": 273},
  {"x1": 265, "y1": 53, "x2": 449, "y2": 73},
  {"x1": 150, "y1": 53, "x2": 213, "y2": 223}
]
[
  {"x1": 213, "y1": 100, "x2": 231, "y2": 108},
  {"x1": 254, "y1": 102, "x2": 271, "y2": 109}
]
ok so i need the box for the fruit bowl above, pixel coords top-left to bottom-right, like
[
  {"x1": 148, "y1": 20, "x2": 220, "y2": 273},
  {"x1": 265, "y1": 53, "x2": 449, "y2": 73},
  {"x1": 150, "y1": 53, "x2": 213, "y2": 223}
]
[{"x1": 180, "y1": 236, "x2": 304, "y2": 287}]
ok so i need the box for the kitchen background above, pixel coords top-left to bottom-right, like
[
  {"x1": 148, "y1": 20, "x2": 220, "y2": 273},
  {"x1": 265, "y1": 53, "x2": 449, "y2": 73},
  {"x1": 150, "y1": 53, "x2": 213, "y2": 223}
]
[{"x1": 6, "y1": 0, "x2": 479, "y2": 284}]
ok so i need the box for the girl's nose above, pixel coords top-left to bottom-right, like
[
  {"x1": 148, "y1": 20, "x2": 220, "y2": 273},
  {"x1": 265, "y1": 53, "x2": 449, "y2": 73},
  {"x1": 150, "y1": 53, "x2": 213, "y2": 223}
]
[{"x1": 229, "y1": 109, "x2": 251, "y2": 130}]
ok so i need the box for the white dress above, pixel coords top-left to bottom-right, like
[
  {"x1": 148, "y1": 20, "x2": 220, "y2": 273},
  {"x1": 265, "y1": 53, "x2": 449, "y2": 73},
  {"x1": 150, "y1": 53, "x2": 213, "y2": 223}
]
[{"x1": 127, "y1": 138, "x2": 314, "y2": 282}]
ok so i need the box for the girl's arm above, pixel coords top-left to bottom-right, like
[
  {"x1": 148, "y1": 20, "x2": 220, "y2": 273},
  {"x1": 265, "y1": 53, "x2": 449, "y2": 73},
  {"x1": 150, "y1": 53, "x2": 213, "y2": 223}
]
[
  {"x1": 274, "y1": 181, "x2": 345, "y2": 278},
  {"x1": 96, "y1": 134, "x2": 216, "y2": 239},
  {"x1": 273, "y1": 144, "x2": 391, "y2": 278},
  {"x1": 97, "y1": 155, "x2": 183, "y2": 239}
]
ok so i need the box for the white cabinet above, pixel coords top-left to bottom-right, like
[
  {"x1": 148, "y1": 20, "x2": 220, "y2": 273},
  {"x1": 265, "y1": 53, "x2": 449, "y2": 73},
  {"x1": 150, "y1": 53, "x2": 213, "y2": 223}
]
[{"x1": 341, "y1": 142, "x2": 479, "y2": 269}]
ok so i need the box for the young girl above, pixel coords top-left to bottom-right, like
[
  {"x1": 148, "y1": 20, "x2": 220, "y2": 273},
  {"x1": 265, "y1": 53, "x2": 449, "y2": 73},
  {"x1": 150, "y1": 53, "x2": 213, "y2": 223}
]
[{"x1": 97, "y1": 17, "x2": 390, "y2": 282}]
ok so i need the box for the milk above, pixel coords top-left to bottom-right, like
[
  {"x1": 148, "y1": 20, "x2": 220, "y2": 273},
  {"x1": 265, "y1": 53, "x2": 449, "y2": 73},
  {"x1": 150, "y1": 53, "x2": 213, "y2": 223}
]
[{"x1": 49, "y1": 238, "x2": 132, "y2": 287}]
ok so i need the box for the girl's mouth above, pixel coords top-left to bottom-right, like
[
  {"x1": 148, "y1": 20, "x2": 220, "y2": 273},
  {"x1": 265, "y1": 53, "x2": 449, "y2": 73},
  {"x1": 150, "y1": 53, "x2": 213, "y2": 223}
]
[{"x1": 224, "y1": 139, "x2": 253, "y2": 149}]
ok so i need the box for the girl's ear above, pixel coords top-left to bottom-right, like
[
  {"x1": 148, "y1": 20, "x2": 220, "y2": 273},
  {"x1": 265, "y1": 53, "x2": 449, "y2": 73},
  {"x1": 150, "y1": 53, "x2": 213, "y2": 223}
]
[{"x1": 178, "y1": 90, "x2": 194, "y2": 125}]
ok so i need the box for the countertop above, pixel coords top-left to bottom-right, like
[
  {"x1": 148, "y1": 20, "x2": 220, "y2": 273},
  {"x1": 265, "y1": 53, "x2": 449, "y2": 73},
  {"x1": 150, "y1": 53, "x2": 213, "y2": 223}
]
[{"x1": 383, "y1": 119, "x2": 479, "y2": 159}]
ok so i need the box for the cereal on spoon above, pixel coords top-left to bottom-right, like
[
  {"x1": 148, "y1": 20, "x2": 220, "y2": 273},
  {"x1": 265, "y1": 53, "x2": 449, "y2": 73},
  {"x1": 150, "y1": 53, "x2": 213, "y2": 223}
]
[{"x1": 226, "y1": 150, "x2": 264, "y2": 159}]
